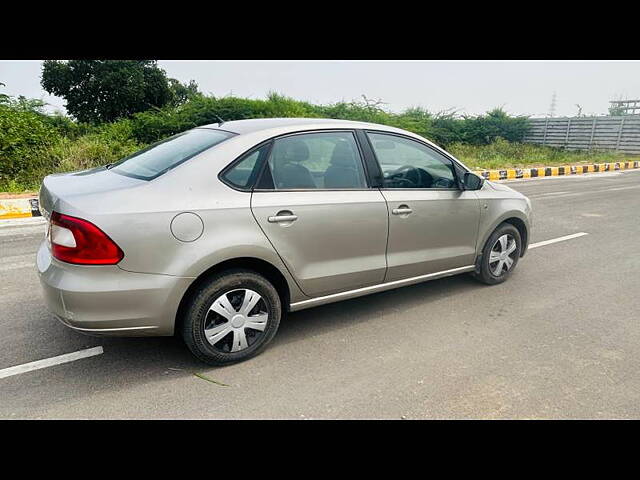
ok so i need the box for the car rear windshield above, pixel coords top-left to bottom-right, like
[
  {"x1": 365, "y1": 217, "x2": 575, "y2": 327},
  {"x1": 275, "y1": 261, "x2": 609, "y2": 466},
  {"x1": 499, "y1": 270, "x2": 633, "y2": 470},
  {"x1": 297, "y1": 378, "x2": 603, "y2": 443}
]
[{"x1": 110, "y1": 128, "x2": 235, "y2": 180}]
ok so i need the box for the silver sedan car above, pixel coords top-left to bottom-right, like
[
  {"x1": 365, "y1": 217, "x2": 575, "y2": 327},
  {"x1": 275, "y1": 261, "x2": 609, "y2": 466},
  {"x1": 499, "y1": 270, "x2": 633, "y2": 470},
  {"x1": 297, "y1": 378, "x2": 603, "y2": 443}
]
[{"x1": 37, "y1": 118, "x2": 532, "y2": 365}]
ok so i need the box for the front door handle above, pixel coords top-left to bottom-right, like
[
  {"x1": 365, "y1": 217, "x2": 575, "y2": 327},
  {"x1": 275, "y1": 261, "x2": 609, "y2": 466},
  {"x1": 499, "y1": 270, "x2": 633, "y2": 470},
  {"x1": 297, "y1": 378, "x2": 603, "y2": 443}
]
[{"x1": 392, "y1": 205, "x2": 413, "y2": 215}]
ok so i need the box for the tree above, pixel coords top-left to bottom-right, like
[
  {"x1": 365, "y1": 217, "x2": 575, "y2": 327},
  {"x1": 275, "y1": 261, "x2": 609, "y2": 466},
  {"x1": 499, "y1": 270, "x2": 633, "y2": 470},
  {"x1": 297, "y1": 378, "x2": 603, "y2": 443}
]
[
  {"x1": 0, "y1": 82, "x2": 8, "y2": 104},
  {"x1": 41, "y1": 60, "x2": 197, "y2": 123},
  {"x1": 608, "y1": 105, "x2": 626, "y2": 116},
  {"x1": 168, "y1": 78, "x2": 201, "y2": 106}
]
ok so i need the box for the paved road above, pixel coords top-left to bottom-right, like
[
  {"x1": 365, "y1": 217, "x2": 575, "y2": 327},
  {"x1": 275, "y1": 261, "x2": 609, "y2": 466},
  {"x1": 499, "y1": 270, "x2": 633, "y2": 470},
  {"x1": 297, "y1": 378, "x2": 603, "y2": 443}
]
[{"x1": 1, "y1": 170, "x2": 640, "y2": 419}]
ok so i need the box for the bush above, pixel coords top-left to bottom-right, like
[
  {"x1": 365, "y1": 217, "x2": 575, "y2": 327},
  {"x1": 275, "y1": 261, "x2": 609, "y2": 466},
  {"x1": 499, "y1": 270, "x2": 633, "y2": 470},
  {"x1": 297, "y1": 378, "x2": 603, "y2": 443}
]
[
  {"x1": 0, "y1": 105, "x2": 141, "y2": 191},
  {"x1": 458, "y1": 108, "x2": 530, "y2": 145},
  {"x1": 0, "y1": 103, "x2": 59, "y2": 181},
  {"x1": 124, "y1": 93, "x2": 533, "y2": 147},
  {"x1": 129, "y1": 93, "x2": 320, "y2": 143}
]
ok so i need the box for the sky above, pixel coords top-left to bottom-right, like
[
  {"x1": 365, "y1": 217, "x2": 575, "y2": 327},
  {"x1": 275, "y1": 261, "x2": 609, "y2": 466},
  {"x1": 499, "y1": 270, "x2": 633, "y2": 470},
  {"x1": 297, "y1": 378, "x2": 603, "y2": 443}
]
[{"x1": 1, "y1": 60, "x2": 639, "y2": 118}]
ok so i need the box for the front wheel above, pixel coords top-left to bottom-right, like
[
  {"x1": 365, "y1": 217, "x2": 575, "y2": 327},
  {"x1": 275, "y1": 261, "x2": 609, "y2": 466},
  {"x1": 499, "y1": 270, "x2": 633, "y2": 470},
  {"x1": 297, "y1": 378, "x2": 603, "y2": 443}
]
[
  {"x1": 473, "y1": 223, "x2": 522, "y2": 285},
  {"x1": 181, "y1": 269, "x2": 281, "y2": 365}
]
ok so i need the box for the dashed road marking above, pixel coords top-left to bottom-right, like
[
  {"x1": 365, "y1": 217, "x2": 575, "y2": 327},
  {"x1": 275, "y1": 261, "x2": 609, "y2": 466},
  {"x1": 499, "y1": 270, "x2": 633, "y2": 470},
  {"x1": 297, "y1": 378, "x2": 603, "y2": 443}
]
[
  {"x1": 529, "y1": 232, "x2": 588, "y2": 250},
  {"x1": 528, "y1": 184, "x2": 640, "y2": 199}
]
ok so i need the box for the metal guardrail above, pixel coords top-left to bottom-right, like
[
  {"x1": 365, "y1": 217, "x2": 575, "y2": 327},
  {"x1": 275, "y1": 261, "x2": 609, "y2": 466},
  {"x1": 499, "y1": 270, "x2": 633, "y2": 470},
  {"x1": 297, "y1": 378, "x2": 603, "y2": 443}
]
[{"x1": 524, "y1": 115, "x2": 640, "y2": 154}]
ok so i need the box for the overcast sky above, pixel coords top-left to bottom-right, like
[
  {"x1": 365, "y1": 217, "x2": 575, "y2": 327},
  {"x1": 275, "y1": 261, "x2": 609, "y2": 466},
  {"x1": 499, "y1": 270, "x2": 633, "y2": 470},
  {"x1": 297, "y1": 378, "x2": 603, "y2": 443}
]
[{"x1": 1, "y1": 60, "x2": 639, "y2": 118}]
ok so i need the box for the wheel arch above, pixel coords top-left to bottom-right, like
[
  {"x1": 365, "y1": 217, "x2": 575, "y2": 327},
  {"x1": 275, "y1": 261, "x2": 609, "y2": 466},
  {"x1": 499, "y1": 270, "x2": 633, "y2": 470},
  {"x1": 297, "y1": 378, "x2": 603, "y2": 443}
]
[
  {"x1": 477, "y1": 211, "x2": 530, "y2": 260},
  {"x1": 502, "y1": 217, "x2": 528, "y2": 256},
  {"x1": 174, "y1": 256, "x2": 294, "y2": 335}
]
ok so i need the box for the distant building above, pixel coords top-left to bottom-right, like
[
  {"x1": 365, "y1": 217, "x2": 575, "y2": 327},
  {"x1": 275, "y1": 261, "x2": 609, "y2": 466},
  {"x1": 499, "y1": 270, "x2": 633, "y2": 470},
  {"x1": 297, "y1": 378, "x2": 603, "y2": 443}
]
[{"x1": 609, "y1": 99, "x2": 640, "y2": 116}]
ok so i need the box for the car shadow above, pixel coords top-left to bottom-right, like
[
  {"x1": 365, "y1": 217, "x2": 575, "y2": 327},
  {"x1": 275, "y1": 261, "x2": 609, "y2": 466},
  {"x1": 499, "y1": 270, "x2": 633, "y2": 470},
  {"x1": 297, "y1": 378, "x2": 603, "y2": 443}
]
[{"x1": 276, "y1": 273, "x2": 481, "y2": 346}]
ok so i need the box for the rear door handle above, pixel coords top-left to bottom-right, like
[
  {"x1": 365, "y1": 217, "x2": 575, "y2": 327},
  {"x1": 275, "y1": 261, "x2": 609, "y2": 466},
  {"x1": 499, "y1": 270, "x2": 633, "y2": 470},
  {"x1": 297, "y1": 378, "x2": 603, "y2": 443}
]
[
  {"x1": 268, "y1": 214, "x2": 298, "y2": 223},
  {"x1": 392, "y1": 205, "x2": 413, "y2": 215}
]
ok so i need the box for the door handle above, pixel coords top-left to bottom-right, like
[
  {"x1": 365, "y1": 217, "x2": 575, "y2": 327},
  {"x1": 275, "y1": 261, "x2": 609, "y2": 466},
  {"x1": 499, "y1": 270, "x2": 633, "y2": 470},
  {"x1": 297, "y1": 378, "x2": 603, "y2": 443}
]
[
  {"x1": 268, "y1": 214, "x2": 298, "y2": 223},
  {"x1": 392, "y1": 205, "x2": 413, "y2": 215}
]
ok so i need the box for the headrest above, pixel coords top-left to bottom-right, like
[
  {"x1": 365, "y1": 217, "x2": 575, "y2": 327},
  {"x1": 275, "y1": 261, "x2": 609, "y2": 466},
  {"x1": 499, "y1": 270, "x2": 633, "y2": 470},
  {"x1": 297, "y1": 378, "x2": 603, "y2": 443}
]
[
  {"x1": 331, "y1": 141, "x2": 356, "y2": 167},
  {"x1": 282, "y1": 140, "x2": 310, "y2": 163}
]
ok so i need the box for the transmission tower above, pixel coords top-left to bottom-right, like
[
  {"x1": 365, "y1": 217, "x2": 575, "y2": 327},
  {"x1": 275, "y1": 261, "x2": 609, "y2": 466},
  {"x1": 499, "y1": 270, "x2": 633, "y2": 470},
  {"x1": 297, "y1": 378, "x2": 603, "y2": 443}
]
[{"x1": 548, "y1": 92, "x2": 557, "y2": 118}]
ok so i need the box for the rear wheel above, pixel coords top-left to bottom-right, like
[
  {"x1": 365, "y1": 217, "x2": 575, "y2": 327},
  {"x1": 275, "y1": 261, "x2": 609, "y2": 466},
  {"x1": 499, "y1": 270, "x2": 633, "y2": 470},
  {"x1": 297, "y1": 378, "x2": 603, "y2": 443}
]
[
  {"x1": 473, "y1": 223, "x2": 521, "y2": 285},
  {"x1": 181, "y1": 269, "x2": 281, "y2": 365}
]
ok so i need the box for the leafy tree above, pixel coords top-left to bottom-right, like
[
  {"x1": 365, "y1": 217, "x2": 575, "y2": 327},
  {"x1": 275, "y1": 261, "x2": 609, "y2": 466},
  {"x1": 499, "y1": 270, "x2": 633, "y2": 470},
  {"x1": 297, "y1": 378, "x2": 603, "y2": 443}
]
[
  {"x1": 0, "y1": 82, "x2": 9, "y2": 104},
  {"x1": 41, "y1": 60, "x2": 195, "y2": 123},
  {"x1": 608, "y1": 105, "x2": 626, "y2": 116},
  {"x1": 168, "y1": 78, "x2": 201, "y2": 106}
]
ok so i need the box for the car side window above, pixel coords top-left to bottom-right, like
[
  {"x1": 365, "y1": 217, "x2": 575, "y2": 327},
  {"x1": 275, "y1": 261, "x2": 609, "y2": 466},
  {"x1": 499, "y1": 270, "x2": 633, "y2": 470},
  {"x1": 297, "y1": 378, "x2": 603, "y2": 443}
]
[
  {"x1": 367, "y1": 132, "x2": 458, "y2": 189},
  {"x1": 221, "y1": 143, "x2": 270, "y2": 190},
  {"x1": 266, "y1": 131, "x2": 367, "y2": 190}
]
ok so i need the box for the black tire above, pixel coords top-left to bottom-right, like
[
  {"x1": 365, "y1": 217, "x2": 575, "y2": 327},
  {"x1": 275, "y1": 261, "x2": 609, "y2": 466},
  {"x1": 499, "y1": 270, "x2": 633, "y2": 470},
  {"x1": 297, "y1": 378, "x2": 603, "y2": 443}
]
[
  {"x1": 473, "y1": 223, "x2": 522, "y2": 285},
  {"x1": 180, "y1": 269, "x2": 281, "y2": 366}
]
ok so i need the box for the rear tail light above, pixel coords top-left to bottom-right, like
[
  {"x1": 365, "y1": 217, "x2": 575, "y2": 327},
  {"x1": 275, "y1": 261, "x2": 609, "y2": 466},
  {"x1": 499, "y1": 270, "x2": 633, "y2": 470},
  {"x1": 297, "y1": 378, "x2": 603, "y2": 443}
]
[{"x1": 49, "y1": 211, "x2": 124, "y2": 265}]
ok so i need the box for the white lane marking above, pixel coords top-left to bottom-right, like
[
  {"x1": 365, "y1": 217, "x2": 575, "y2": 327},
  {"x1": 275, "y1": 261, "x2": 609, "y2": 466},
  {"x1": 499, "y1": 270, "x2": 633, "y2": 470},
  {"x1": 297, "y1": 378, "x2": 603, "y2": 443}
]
[
  {"x1": 0, "y1": 261, "x2": 33, "y2": 272},
  {"x1": 528, "y1": 184, "x2": 640, "y2": 199},
  {"x1": 531, "y1": 191, "x2": 570, "y2": 197},
  {"x1": 603, "y1": 185, "x2": 640, "y2": 192},
  {"x1": 529, "y1": 232, "x2": 588, "y2": 250},
  {"x1": 0, "y1": 254, "x2": 34, "y2": 272},
  {"x1": 0, "y1": 254, "x2": 32, "y2": 263},
  {"x1": 0, "y1": 225, "x2": 47, "y2": 238},
  {"x1": 0, "y1": 217, "x2": 47, "y2": 229},
  {"x1": 0, "y1": 347, "x2": 104, "y2": 380}
]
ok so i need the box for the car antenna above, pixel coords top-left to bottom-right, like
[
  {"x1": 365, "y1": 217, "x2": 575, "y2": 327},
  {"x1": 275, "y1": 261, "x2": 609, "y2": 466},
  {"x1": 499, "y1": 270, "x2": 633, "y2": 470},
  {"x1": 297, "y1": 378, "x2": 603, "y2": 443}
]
[{"x1": 215, "y1": 114, "x2": 225, "y2": 127}]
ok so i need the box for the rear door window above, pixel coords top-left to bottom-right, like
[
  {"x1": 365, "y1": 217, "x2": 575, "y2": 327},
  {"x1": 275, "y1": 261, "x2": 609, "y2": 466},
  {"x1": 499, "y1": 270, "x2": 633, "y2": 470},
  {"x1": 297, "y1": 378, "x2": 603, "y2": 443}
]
[
  {"x1": 265, "y1": 131, "x2": 367, "y2": 190},
  {"x1": 111, "y1": 128, "x2": 235, "y2": 180}
]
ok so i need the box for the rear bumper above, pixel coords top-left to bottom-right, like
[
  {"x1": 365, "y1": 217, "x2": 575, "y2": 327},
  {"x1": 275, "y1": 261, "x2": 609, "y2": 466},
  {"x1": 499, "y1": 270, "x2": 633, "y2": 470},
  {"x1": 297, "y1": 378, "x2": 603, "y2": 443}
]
[{"x1": 37, "y1": 241, "x2": 193, "y2": 336}]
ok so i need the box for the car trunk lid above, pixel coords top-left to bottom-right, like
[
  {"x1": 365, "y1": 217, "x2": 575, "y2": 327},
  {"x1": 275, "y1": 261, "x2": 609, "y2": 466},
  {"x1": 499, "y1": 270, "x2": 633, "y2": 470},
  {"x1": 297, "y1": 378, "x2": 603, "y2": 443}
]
[{"x1": 39, "y1": 166, "x2": 146, "y2": 219}]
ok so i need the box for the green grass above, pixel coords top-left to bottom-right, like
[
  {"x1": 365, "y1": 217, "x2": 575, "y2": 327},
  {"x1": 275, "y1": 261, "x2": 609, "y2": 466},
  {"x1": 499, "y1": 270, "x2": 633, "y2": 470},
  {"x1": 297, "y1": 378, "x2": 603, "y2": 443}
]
[
  {"x1": 449, "y1": 138, "x2": 640, "y2": 170},
  {"x1": 193, "y1": 372, "x2": 230, "y2": 386}
]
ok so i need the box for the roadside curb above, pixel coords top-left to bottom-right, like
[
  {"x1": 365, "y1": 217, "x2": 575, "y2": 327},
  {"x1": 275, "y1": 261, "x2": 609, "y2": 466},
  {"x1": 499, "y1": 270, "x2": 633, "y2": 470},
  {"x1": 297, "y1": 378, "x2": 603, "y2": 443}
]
[
  {"x1": 474, "y1": 161, "x2": 640, "y2": 181},
  {"x1": 0, "y1": 197, "x2": 41, "y2": 220}
]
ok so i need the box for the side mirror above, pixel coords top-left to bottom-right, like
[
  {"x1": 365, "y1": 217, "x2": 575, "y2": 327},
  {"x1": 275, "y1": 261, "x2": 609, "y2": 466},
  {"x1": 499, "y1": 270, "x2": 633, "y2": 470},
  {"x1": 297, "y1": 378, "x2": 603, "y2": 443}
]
[{"x1": 463, "y1": 172, "x2": 484, "y2": 190}]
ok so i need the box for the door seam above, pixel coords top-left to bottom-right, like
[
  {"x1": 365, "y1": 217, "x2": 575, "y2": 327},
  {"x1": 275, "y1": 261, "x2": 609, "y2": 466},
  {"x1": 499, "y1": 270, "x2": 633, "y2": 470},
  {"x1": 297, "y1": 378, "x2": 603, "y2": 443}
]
[
  {"x1": 249, "y1": 191, "x2": 311, "y2": 299},
  {"x1": 377, "y1": 188, "x2": 391, "y2": 283}
]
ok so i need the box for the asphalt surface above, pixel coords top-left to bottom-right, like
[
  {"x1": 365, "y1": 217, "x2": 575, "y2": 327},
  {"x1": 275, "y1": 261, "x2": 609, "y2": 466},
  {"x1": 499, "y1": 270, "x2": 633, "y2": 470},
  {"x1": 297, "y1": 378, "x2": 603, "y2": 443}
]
[{"x1": 1, "y1": 169, "x2": 640, "y2": 419}]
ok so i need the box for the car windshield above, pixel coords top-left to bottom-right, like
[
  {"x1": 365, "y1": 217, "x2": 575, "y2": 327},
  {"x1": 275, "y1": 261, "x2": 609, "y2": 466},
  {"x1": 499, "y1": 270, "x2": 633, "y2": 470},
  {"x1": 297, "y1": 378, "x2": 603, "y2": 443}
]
[{"x1": 110, "y1": 128, "x2": 235, "y2": 180}]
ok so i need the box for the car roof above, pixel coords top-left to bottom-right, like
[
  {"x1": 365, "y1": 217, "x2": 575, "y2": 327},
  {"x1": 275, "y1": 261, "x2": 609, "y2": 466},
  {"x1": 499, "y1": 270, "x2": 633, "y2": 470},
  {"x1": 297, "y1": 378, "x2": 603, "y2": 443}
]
[
  {"x1": 198, "y1": 117, "x2": 410, "y2": 135},
  {"x1": 193, "y1": 117, "x2": 475, "y2": 171}
]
